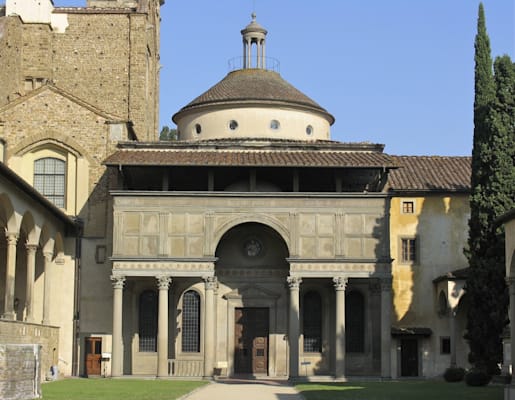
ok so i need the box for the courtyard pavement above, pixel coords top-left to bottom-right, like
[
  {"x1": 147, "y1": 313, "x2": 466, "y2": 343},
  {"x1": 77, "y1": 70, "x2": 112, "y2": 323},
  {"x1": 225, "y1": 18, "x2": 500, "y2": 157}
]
[{"x1": 181, "y1": 378, "x2": 304, "y2": 400}]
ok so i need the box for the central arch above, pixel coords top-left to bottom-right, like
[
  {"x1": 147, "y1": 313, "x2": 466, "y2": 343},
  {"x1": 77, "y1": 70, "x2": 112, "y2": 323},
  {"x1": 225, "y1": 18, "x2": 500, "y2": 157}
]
[{"x1": 215, "y1": 222, "x2": 290, "y2": 377}]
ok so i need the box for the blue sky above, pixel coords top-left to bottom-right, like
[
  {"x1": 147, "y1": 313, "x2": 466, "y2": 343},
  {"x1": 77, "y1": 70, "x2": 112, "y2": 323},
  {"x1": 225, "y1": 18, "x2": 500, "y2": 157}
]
[{"x1": 56, "y1": 1, "x2": 514, "y2": 155}]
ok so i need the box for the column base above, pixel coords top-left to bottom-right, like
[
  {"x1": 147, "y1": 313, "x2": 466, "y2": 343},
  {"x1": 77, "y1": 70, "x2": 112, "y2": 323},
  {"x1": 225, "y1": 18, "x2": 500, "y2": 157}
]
[{"x1": 1, "y1": 312, "x2": 16, "y2": 320}]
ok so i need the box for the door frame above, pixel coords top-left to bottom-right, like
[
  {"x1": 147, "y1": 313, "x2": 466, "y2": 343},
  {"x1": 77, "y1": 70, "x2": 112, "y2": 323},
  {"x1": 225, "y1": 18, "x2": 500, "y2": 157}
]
[
  {"x1": 84, "y1": 336, "x2": 103, "y2": 377},
  {"x1": 400, "y1": 338, "x2": 419, "y2": 377},
  {"x1": 234, "y1": 307, "x2": 269, "y2": 374},
  {"x1": 224, "y1": 285, "x2": 280, "y2": 377}
]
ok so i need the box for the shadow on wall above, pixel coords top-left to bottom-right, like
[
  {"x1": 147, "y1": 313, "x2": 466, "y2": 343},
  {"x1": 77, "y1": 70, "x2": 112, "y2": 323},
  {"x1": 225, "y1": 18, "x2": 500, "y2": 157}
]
[{"x1": 395, "y1": 195, "x2": 469, "y2": 376}]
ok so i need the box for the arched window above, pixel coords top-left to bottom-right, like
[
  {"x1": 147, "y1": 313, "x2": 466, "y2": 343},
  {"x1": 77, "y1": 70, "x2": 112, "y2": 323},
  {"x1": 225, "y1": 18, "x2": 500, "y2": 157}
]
[
  {"x1": 139, "y1": 290, "x2": 158, "y2": 352},
  {"x1": 182, "y1": 290, "x2": 200, "y2": 352},
  {"x1": 34, "y1": 158, "x2": 65, "y2": 207},
  {"x1": 346, "y1": 291, "x2": 365, "y2": 353},
  {"x1": 303, "y1": 291, "x2": 322, "y2": 352}
]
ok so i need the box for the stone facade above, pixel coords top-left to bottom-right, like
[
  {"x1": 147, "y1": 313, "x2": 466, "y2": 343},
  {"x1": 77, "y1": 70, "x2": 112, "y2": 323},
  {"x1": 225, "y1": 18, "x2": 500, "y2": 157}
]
[
  {"x1": 0, "y1": 344, "x2": 42, "y2": 400},
  {"x1": 0, "y1": 1, "x2": 476, "y2": 382},
  {"x1": 0, "y1": 0, "x2": 160, "y2": 141}
]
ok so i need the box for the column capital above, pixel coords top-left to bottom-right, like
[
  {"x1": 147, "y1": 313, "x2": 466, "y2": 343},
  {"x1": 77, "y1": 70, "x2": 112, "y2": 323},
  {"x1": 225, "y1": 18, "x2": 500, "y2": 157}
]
[
  {"x1": 42, "y1": 250, "x2": 54, "y2": 262},
  {"x1": 5, "y1": 232, "x2": 18, "y2": 246},
  {"x1": 110, "y1": 275, "x2": 126, "y2": 289},
  {"x1": 26, "y1": 243, "x2": 38, "y2": 253},
  {"x1": 333, "y1": 276, "x2": 348, "y2": 291},
  {"x1": 381, "y1": 277, "x2": 393, "y2": 291},
  {"x1": 287, "y1": 276, "x2": 302, "y2": 290},
  {"x1": 202, "y1": 276, "x2": 218, "y2": 291},
  {"x1": 156, "y1": 275, "x2": 172, "y2": 290}
]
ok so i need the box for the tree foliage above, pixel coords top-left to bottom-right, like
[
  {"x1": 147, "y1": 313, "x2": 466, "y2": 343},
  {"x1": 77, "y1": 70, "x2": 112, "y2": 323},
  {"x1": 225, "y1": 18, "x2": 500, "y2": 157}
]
[
  {"x1": 465, "y1": 4, "x2": 515, "y2": 375},
  {"x1": 159, "y1": 126, "x2": 178, "y2": 141}
]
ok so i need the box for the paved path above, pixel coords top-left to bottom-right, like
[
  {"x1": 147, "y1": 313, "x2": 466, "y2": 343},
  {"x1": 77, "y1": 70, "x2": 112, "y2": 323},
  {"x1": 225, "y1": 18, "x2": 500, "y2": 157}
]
[{"x1": 182, "y1": 379, "x2": 304, "y2": 400}]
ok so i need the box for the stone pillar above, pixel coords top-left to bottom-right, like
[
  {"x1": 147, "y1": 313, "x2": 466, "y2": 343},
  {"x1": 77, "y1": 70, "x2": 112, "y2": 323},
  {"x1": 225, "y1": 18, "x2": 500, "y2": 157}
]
[
  {"x1": 42, "y1": 250, "x2": 54, "y2": 325},
  {"x1": 333, "y1": 276, "x2": 348, "y2": 378},
  {"x1": 157, "y1": 275, "x2": 172, "y2": 377},
  {"x1": 449, "y1": 309, "x2": 457, "y2": 368},
  {"x1": 203, "y1": 276, "x2": 217, "y2": 377},
  {"x1": 2, "y1": 232, "x2": 18, "y2": 320},
  {"x1": 111, "y1": 275, "x2": 126, "y2": 377},
  {"x1": 381, "y1": 277, "x2": 393, "y2": 378},
  {"x1": 509, "y1": 277, "x2": 515, "y2": 378},
  {"x1": 287, "y1": 276, "x2": 302, "y2": 379},
  {"x1": 25, "y1": 244, "x2": 38, "y2": 322}
]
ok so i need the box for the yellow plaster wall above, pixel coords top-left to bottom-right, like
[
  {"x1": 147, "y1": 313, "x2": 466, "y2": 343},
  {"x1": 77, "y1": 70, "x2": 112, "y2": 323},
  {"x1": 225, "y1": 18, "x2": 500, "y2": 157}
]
[{"x1": 390, "y1": 195, "x2": 469, "y2": 324}]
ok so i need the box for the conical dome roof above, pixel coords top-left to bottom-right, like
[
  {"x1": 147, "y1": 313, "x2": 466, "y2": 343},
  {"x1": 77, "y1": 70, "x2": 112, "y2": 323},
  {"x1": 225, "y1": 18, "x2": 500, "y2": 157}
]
[{"x1": 173, "y1": 69, "x2": 334, "y2": 124}]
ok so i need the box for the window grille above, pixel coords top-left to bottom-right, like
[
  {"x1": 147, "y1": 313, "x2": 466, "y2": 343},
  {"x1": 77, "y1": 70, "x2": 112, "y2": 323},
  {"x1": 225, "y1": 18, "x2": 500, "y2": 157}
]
[
  {"x1": 303, "y1": 291, "x2": 322, "y2": 352},
  {"x1": 34, "y1": 158, "x2": 65, "y2": 208},
  {"x1": 139, "y1": 290, "x2": 158, "y2": 352},
  {"x1": 182, "y1": 290, "x2": 200, "y2": 352}
]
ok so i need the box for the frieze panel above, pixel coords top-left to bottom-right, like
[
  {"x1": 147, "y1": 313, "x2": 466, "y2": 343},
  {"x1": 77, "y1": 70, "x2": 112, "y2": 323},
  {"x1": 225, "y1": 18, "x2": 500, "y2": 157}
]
[
  {"x1": 290, "y1": 262, "x2": 390, "y2": 275},
  {"x1": 113, "y1": 261, "x2": 215, "y2": 272}
]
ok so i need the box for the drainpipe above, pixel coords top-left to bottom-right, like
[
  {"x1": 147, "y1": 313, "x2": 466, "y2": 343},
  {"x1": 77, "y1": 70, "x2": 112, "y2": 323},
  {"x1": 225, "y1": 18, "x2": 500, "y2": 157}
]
[{"x1": 71, "y1": 218, "x2": 83, "y2": 376}]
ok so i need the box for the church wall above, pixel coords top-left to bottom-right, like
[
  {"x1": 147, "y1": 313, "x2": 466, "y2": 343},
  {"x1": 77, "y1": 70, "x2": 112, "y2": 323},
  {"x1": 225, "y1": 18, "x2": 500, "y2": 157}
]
[
  {"x1": 0, "y1": 16, "x2": 23, "y2": 106},
  {"x1": 112, "y1": 194, "x2": 388, "y2": 260},
  {"x1": 390, "y1": 194, "x2": 470, "y2": 377},
  {"x1": 0, "y1": 6, "x2": 160, "y2": 141}
]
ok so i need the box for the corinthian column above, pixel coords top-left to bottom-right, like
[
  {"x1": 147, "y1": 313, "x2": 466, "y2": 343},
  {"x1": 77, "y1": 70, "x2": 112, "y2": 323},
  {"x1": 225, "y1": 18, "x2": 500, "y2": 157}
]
[
  {"x1": 287, "y1": 276, "x2": 302, "y2": 378},
  {"x1": 25, "y1": 244, "x2": 38, "y2": 322},
  {"x1": 2, "y1": 232, "x2": 18, "y2": 320},
  {"x1": 157, "y1": 275, "x2": 172, "y2": 377},
  {"x1": 333, "y1": 276, "x2": 348, "y2": 379},
  {"x1": 111, "y1": 275, "x2": 126, "y2": 377},
  {"x1": 203, "y1": 276, "x2": 217, "y2": 377}
]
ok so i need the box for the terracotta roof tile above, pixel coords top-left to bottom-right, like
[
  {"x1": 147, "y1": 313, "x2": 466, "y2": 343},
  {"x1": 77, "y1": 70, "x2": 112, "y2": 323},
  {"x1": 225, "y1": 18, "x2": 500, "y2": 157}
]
[
  {"x1": 104, "y1": 148, "x2": 395, "y2": 168},
  {"x1": 173, "y1": 69, "x2": 334, "y2": 124},
  {"x1": 388, "y1": 156, "x2": 471, "y2": 192}
]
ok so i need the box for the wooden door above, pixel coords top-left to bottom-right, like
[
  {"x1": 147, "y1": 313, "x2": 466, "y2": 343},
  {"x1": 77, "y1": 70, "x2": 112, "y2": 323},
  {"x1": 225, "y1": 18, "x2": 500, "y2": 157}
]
[
  {"x1": 400, "y1": 338, "x2": 419, "y2": 377},
  {"x1": 85, "y1": 337, "x2": 102, "y2": 376},
  {"x1": 234, "y1": 308, "x2": 269, "y2": 374}
]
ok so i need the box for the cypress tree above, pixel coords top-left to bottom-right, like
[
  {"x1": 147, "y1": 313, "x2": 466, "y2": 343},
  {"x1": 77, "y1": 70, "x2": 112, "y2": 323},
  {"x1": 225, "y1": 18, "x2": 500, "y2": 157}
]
[{"x1": 465, "y1": 3, "x2": 515, "y2": 375}]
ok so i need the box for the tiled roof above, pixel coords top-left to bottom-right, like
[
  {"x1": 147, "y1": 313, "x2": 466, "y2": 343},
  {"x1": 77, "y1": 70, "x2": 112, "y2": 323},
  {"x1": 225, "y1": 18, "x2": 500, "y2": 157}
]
[
  {"x1": 388, "y1": 156, "x2": 471, "y2": 192},
  {"x1": 173, "y1": 69, "x2": 334, "y2": 124},
  {"x1": 433, "y1": 267, "x2": 469, "y2": 283},
  {"x1": 104, "y1": 148, "x2": 395, "y2": 168}
]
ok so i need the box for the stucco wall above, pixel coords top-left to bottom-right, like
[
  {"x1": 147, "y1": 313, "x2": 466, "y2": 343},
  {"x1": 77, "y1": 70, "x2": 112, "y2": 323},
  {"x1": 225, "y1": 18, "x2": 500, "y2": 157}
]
[{"x1": 390, "y1": 194, "x2": 470, "y2": 376}]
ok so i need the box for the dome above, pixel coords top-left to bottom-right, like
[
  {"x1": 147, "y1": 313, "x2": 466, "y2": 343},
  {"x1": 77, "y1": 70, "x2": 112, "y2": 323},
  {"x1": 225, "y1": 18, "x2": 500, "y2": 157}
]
[
  {"x1": 172, "y1": 15, "x2": 335, "y2": 141},
  {"x1": 172, "y1": 69, "x2": 334, "y2": 124}
]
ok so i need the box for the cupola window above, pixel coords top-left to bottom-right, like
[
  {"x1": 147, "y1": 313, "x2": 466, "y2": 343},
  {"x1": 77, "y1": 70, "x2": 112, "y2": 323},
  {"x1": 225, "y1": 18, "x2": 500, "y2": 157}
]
[
  {"x1": 306, "y1": 125, "x2": 314, "y2": 136},
  {"x1": 229, "y1": 120, "x2": 239, "y2": 130},
  {"x1": 270, "y1": 120, "x2": 280, "y2": 130},
  {"x1": 194, "y1": 123, "x2": 202, "y2": 135}
]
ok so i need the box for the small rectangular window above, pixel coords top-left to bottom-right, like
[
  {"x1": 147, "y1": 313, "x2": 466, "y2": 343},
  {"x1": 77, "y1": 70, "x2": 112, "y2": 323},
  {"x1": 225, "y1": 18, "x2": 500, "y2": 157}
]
[
  {"x1": 440, "y1": 337, "x2": 451, "y2": 354},
  {"x1": 402, "y1": 200, "x2": 415, "y2": 214},
  {"x1": 401, "y1": 238, "x2": 417, "y2": 263}
]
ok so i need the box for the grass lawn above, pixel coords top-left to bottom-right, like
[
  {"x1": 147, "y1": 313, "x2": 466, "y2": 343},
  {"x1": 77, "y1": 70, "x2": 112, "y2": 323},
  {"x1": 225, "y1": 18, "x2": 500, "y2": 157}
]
[
  {"x1": 41, "y1": 378, "x2": 208, "y2": 400},
  {"x1": 296, "y1": 380, "x2": 503, "y2": 400}
]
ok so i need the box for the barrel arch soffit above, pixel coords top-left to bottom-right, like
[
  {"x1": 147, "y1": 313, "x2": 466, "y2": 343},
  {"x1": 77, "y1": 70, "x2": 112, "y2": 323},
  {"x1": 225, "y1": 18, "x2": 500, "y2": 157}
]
[
  {"x1": 9, "y1": 133, "x2": 95, "y2": 165},
  {"x1": 211, "y1": 214, "x2": 291, "y2": 256}
]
